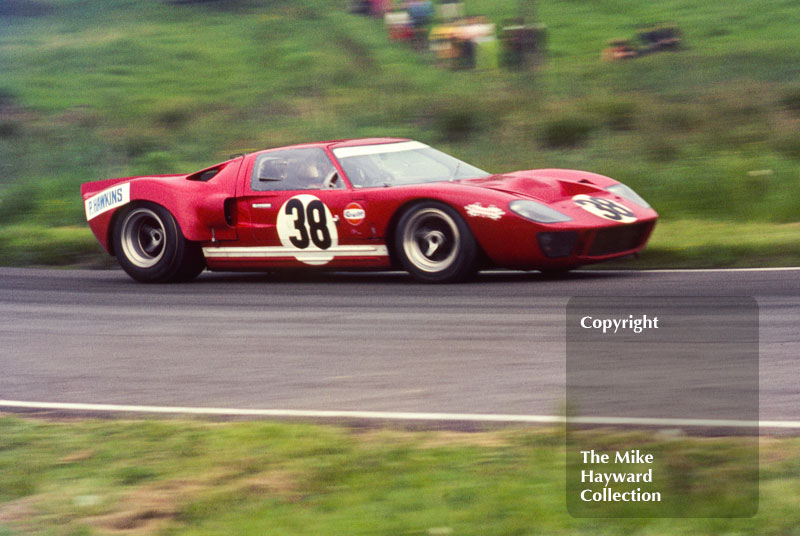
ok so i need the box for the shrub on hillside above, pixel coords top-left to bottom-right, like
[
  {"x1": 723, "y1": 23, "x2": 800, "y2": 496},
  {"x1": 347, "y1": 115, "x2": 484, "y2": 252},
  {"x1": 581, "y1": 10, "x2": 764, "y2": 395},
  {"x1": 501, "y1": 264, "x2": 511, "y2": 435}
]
[
  {"x1": 588, "y1": 99, "x2": 638, "y2": 131},
  {"x1": 540, "y1": 116, "x2": 595, "y2": 148},
  {"x1": 435, "y1": 107, "x2": 482, "y2": 142},
  {"x1": 0, "y1": 121, "x2": 21, "y2": 139},
  {"x1": 780, "y1": 88, "x2": 800, "y2": 115}
]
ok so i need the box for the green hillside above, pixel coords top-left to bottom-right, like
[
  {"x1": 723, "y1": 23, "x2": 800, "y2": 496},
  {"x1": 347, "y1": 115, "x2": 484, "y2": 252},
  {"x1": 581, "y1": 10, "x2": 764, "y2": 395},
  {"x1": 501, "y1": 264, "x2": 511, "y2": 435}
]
[
  {"x1": 1, "y1": 0, "x2": 799, "y2": 266},
  {"x1": 3, "y1": 417, "x2": 799, "y2": 535}
]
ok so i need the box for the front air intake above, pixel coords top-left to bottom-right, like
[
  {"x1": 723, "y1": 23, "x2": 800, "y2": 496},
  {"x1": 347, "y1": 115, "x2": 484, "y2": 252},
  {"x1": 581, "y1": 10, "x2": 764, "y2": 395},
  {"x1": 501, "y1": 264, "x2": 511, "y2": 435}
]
[
  {"x1": 588, "y1": 222, "x2": 651, "y2": 256},
  {"x1": 537, "y1": 231, "x2": 578, "y2": 258}
]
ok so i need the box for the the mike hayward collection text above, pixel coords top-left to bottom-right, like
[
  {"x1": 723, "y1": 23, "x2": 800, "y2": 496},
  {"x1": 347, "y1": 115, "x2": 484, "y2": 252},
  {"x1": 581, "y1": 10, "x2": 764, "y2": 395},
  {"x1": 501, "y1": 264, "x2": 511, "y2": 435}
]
[{"x1": 579, "y1": 449, "x2": 662, "y2": 503}]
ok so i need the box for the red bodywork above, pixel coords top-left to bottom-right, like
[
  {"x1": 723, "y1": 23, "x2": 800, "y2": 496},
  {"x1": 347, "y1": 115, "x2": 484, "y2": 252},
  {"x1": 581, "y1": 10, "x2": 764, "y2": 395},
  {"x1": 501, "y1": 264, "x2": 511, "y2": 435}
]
[{"x1": 81, "y1": 138, "x2": 658, "y2": 273}]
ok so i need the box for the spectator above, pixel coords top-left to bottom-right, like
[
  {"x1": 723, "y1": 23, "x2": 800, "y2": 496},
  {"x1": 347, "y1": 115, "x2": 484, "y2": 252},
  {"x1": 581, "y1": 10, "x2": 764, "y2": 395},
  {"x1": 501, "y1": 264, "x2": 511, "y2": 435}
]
[
  {"x1": 385, "y1": 10, "x2": 413, "y2": 40},
  {"x1": 438, "y1": 0, "x2": 464, "y2": 21},
  {"x1": 350, "y1": 0, "x2": 369, "y2": 15},
  {"x1": 406, "y1": 0, "x2": 433, "y2": 28},
  {"x1": 405, "y1": 1, "x2": 433, "y2": 49},
  {"x1": 369, "y1": 0, "x2": 391, "y2": 17}
]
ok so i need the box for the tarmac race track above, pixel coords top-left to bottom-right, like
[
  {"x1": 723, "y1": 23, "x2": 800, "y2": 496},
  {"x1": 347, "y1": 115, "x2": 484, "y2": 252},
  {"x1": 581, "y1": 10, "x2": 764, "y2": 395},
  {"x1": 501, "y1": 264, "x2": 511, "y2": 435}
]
[{"x1": 0, "y1": 267, "x2": 798, "y2": 425}]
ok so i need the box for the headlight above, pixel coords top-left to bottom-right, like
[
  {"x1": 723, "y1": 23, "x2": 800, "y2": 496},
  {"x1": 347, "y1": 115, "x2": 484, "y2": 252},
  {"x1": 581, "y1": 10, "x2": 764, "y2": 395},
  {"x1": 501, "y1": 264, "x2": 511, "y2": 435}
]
[
  {"x1": 509, "y1": 200, "x2": 572, "y2": 223},
  {"x1": 606, "y1": 183, "x2": 650, "y2": 209}
]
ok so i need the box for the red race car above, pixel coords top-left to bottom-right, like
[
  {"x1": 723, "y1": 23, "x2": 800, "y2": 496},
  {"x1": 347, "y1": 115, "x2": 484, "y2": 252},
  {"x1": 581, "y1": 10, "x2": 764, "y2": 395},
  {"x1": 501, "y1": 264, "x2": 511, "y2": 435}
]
[{"x1": 81, "y1": 138, "x2": 657, "y2": 283}]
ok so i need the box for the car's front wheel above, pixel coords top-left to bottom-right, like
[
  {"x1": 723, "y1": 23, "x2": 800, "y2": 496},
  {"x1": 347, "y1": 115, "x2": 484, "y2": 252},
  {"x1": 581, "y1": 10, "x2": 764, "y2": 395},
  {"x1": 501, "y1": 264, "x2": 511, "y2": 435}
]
[
  {"x1": 112, "y1": 203, "x2": 204, "y2": 283},
  {"x1": 394, "y1": 201, "x2": 477, "y2": 283}
]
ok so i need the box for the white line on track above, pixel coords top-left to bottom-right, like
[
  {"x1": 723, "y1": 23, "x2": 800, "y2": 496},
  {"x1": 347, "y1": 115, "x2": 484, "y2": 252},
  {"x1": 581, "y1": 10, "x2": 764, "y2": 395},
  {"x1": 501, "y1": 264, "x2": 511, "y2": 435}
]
[
  {"x1": 1, "y1": 400, "x2": 798, "y2": 429},
  {"x1": 581, "y1": 267, "x2": 800, "y2": 274},
  {"x1": 475, "y1": 267, "x2": 800, "y2": 277},
  {"x1": 479, "y1": 267, "x2": 800, "y2": 275}
]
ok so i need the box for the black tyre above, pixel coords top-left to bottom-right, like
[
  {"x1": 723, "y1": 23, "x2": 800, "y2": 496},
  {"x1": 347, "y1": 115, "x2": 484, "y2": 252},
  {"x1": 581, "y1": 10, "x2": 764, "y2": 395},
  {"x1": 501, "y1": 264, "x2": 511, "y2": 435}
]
[
  {"x1": 112, "y1": 203, "x2": 204, "y2": 283},
  {"x1": 171, "y1": 242, "x2": 206, "y2": 282},
  {"x1": 394, "y1": 201, "x2": 477, "y2": 283}
]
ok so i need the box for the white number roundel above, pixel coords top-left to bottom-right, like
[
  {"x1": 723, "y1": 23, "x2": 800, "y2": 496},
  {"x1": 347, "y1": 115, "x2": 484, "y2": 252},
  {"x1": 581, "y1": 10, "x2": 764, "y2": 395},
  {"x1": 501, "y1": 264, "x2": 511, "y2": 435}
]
[
  {"x1": 276, "y1": 195, "x2": 338, "y2": 265},
  {"x1": 572, "y1": 195, "x2": 637, "y2": 223}
]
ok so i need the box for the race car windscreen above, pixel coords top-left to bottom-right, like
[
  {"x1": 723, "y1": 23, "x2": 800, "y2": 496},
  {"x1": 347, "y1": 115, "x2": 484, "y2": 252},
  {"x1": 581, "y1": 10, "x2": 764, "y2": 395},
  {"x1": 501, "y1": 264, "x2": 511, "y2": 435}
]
[{"x1": 333, "y1": 141, "x2": 489, "y2": 187}]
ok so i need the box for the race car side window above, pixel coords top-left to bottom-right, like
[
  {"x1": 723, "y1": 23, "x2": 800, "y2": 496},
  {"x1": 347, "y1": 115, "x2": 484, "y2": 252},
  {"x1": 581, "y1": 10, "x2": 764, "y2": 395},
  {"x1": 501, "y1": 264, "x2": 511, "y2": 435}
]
[{"x1": 251, "y1": 148, "x2": 341, "y2": 191}]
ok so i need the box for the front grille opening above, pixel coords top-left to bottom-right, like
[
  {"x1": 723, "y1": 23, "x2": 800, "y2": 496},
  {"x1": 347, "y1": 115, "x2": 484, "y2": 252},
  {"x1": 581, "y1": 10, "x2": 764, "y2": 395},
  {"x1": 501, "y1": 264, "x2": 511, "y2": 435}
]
[
  {"x1": 538, "y1": 231, "x2": 578, "y2": 258},
  {"x1": 588, "y1": 222, "x2": 651, "y2": 256}
]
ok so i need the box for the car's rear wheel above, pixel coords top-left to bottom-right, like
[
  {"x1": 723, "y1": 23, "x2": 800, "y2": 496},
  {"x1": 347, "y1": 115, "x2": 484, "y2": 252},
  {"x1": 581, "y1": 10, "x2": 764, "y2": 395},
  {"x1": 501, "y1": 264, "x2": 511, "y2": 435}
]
[
  {"x1": 113, "y1": 203, "x2": 204, "y2": 283},
  {"x1": 394, "y1": 201, "x2": 477, "y2": 283}
]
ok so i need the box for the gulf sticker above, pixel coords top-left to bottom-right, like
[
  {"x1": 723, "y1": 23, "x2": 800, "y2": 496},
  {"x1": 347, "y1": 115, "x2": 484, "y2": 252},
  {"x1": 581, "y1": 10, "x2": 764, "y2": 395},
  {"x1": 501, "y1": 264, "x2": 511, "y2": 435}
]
[
  {"x1": 572, "y1": 195, "x2": 637, "y2": 223},
  {"x1": 343, "y1": 202, "x2": 366, "y2": 225}
]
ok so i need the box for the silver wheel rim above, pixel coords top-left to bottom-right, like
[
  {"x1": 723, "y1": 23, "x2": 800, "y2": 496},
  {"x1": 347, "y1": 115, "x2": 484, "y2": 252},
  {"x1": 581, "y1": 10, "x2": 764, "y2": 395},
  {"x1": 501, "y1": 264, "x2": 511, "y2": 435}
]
[
  {"x1": 402, "y1": 208, "x2": 460, "y2": 273},
  {"x1": 120, "y1": 208, "x2": 167, "y2": 268}
]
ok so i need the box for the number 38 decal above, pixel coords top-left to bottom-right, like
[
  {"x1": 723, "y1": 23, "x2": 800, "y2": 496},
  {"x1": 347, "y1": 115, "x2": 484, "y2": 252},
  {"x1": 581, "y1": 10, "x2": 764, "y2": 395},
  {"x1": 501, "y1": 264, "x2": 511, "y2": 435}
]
[
  {"x1": 277, "y1": 195, "x2": 338, "y2": 265},
  {"x1": 572, "y1": 194, "x2": 637, "y2": 223}
]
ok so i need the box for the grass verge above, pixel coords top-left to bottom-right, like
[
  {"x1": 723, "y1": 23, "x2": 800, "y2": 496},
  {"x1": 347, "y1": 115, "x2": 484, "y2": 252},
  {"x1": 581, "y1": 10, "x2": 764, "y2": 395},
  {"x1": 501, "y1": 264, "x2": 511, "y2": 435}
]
[
  {"x1": 0, "y1": 416, "x2": 798, "y2": 535},
  {"x1": 0, "y1": 226, "x2": 113, "y2": 268},
  {"x1": 604, "y1": 220, "x2": 800, "y2": 269}
]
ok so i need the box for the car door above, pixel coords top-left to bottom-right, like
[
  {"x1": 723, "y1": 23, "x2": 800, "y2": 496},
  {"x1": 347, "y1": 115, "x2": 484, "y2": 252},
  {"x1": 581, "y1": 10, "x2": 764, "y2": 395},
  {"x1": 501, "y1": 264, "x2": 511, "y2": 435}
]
[{"x1": 237, "y1": 147, "x2": 380, "y2": 266}]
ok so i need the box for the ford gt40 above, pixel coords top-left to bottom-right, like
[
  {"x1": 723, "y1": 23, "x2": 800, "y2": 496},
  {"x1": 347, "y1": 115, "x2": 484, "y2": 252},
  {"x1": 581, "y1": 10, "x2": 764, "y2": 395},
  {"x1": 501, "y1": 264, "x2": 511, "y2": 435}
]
[{"x1": 81, "y1": 138, "x2": 658, "y2": 283}]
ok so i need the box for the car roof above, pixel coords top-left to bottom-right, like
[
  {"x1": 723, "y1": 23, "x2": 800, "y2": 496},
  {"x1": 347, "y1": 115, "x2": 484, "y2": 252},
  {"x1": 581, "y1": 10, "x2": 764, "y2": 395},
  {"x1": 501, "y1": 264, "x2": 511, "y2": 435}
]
[
  {"x1": 327, "y1": 137, "x2": 411, "y2": 149},
  {"x1": 252, "y1": 137, "x2": 412, "y2": 156}
]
